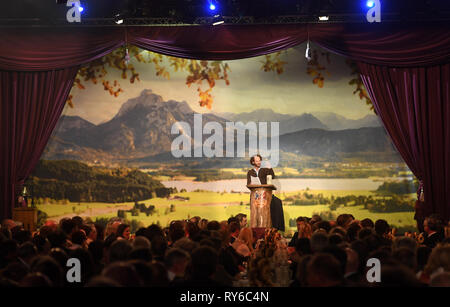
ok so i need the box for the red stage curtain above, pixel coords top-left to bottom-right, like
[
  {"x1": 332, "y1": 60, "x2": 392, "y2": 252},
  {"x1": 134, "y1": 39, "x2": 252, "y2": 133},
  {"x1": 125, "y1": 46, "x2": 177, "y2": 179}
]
[
  {"x1": 359, "y1": 62, "x2": 450, "y2": 221},
  {"x1": 1, "y1": 24, "x2": 450, "y2": 70},
  {"x1": 0, "y1": 24, "x2": 449, "y2": 221},
  {"x1": 0, "y1": 67, "x2": 79, "y2": 219}
]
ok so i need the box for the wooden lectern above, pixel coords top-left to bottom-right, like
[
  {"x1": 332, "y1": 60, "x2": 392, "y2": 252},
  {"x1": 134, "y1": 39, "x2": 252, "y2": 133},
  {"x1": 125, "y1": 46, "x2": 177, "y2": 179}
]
[
  {"x1": 12, "y1": 207, "x2": 37, "y2": 232},
  {"x1": 247, "y1": 184, "x2": 276, "y2": 231}
]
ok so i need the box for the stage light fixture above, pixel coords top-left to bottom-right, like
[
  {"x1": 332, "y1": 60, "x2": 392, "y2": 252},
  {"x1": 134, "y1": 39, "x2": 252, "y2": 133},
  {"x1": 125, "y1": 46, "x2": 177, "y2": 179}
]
[
  {"x1": 78, "y1": 6, "x2": 84, "y2": 12},
  {"x1": 318, "y1": 16, "x2": 329, "y2": 21},
  {"x1": 114, "y1": 14, "x2": 124, "y2": 24},
  {"x1": 212, "y1": 14, "x2": 224, "y2": 25},
  {"x1": 367, "y1": 1, "x2": 375, "y2": 8}
]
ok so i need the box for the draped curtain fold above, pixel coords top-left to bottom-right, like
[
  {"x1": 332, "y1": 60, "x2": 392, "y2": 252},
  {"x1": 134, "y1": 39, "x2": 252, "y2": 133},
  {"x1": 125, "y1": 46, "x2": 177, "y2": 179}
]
[
  {"x1": 0, "y1": 67, "x2": 79, "y2": 219},
  {"x1": 0, "y1": 23, "x2": 449, "y2": 221},
  {"x1": 358, "y1": 62, "x2": 450, "y2": 221}
]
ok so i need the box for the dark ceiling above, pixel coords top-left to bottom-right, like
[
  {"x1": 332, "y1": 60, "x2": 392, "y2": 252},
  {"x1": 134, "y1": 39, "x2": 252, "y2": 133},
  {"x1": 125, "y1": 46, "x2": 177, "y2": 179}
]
[{"x1": 2, "y1": 0, "x2": 450, "y2": 26}]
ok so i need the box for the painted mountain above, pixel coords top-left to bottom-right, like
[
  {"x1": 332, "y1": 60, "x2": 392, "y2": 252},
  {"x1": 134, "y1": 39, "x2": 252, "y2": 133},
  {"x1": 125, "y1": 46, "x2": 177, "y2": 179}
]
[{"x1": 42, "y1": 89, "x2": 400, "y2": 165}]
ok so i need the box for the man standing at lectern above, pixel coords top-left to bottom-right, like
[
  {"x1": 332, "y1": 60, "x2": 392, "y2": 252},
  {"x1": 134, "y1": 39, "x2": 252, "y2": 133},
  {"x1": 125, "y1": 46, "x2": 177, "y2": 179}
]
[
  {"x1": 247, "y1": 154, "x2": 275, "y2": 185},
  {"x1": 247, "y1": 154, "x2": 285, "y2": 232}
]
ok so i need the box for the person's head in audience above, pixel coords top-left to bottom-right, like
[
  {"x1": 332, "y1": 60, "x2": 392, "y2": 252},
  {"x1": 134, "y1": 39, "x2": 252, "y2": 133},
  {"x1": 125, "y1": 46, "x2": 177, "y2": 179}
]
[
  {"x1": 424, "y1": 215, "x2": 441, "y2": 236},
  {"x1": 199, "y1": 219, "x2": 208, "y2": 230},
  {"x1": 310, "y1": 214, "x2": 322, "y2": 225},
  {"x1": 424, "y1": 244, "x2": 450, "y2": 278},
  {"x1": 83, "y1": 224, "x2": 97, "y2": 242},
  {"x1": 133, "y1": 236, "x2": 151, "y2": 249},
  {"x1": 330, "y1": 226, "x2": 346, "y2": 238},
  {"x1": 165, "y1": 248, "x2": 190, "y2": 280},
  {"x1": 169, "y1": 221, "x2": 185, "y2": 244},
  {"x1": 296, "y1": 217, "x2": 312, "y2": 238},
  {"x1": 314, "y1": 221, "x2": 331, "y2": 233},
  {"x1": 189, "y1": 246, "x2": 218, "y2": 280},
  {"x1": 71, "y1": 216, "x2": 83, "y2": 228},
  {"x1": 328, "y1": 233, "x2": 344, "y2": 246},
  {"x1": 207, "y1": 221, "x2": 221, "y2": 231},
  {"x1": 129, "y1": 247, "x2": 152, "y2": 262},
  {"x1": 18, "y1": 242, "x2": 37, "y2": 266},
  {"x1": 32, "y1": 235, "x2": 51, "y2": 255},
  {"x1": 361, "y1": 218, "x2": 374, "y2": 229},
  {"x1": 393, "y1": 236, "x2": 417, "y2": 253},
  {"x1": 60, "y1": 218, "x2": 77, "y2": 237},
  {"x1": 102, "y1": 261, "x2": 142, "y2": 287},
  {"x1": 13, "y1": 229, "x2": 31, "y2": 245},
  {"x1": 358, "y1": 228, "x2": 373, "y2": 240},
  {"x1": 227, "y1": 216, "x2": 239, "y2": 225},
  {"x1": 374, "y1": 219, "x2": 390, "y2": 237},
  {"x1": 147, "y1": 224, "x2": 164, "y2": 241},
  {"x1": 310, "y1": 232, "x2": 328, "y2": 253},
  {"x1": 151, "y1": 235, "x2": 168, "y2": 262},
  {"x1": 185, "y1": 221, "x2": 200, "y2": 239},
  {"x1": 108, "y1": 239, "x2": 132, "y2": 264},
  {"x1": 306, "y1": 253, "x2": 343, "y2": 287},
  {"x1": 392, "y1": 247, "x2": 417, "y2": 271},
  {"x1": 71, "y1": 230, "x2": 87, "y2": 248},
  {"x1": 323, "y1": 245, "x2": 347, "y2": 276},
  {"x1": 346, "y1": 223, "x2": 361, "y2": 242},
  {"x1": 172, "y1": 237, "x2": 199, "y2": 255},
  {"x1": 30, "y1": 256, "x2": 64, "y2": 287},
  {"x1": 105, "y1": 221, "x2": 121, "y2": 238},
  {"x1": 1, "y1": 219, "x2": 17, "y2": 231},
  {"x1": 189, "y1": 216, "x2": 201, "y2": 225},
  {"x1": 235, "y1": 213, "x2": 248, "y2": 228},
  {"x1": 49, "y1": 248, "x2": 68, "y2": 270},
  {"x1": 116, "y1": 224, "x2": 130, "y2": 240},
  {"x1": 44, "y1": 220, "x2": 58, "y2": 232},
  {"x1": 378, "y1": 264, "x2": 423, "y2": 287},
  {"x1": 336, "y1": 214, "x2": 354, "y2": 229}
]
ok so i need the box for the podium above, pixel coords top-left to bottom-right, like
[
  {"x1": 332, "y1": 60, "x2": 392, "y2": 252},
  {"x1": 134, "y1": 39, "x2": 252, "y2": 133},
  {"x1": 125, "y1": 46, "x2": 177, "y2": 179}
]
[
  {"x1": 12, "y1": 207, "x2": 37, "y2": 232},
  {"x1": 246, "y1": 184, "x2": 276, "y2": 233}
]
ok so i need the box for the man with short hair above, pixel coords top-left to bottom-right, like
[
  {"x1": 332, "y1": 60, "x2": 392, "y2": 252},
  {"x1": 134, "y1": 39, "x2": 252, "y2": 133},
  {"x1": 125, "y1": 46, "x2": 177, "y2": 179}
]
[
  {"x1": 165, "y1": 248, "x2": 190, "y2": 283},
  {"x1": 235, "y1": 213, "x2": 247, "y2": 229},
  {"x1": 423, "y1": 215, "x2": 444, "y2": 248}
]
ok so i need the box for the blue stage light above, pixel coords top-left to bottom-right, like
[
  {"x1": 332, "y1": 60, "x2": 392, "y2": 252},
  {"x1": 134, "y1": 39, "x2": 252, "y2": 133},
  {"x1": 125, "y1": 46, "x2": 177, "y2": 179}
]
[
  {"x1": 209, "y1": 4, "x2": 216, "y2": 11},
  {"x1": 366, "y1": 1, "x2": 374, "y2": 8},
  {"x1": 78, "y1": 6, "x2": 84, "y2": 12}
]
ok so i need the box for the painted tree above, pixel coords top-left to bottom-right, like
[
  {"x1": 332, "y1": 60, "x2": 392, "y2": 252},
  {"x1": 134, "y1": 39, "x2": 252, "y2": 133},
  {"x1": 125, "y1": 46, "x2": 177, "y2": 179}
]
[{"x1": 69, "y1": 45, "x2": 372, "y2": 111}]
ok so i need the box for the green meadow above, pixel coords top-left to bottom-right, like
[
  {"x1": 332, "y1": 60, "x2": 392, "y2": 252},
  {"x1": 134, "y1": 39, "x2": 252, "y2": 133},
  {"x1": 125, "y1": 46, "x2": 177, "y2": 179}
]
[{"x1": 37, "y1": 190, "x2": 416, "y2": 233}]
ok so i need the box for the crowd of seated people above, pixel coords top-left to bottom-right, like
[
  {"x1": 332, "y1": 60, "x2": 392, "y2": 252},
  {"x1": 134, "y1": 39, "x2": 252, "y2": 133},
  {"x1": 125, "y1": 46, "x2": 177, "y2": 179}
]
[{"x1": 0, "y1": 212, "x2": 449, "y2": 287}]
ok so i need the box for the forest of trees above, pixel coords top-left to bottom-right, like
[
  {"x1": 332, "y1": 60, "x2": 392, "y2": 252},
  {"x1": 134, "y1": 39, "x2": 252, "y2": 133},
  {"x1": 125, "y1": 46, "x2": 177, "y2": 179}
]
[{"x1": 29, "y1": 160, "x2": 173, "y2": 203}]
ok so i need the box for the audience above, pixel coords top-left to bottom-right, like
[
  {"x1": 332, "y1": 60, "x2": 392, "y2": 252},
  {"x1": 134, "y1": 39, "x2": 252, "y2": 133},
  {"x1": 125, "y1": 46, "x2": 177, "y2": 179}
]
[{"x1": 0, "y1": 212, "x2": 448, "y2": 288}]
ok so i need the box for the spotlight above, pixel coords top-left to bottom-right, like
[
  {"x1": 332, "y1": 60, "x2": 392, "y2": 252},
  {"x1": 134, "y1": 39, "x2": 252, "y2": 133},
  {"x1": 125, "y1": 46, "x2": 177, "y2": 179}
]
[
  {"x1": 208, "y1": 1, "x2": 217, "y2": 11},
  {"x1": 366, "y1": 1, "x2": 374, "y2": 8},
  {"x1": 318, "y1": 16, "x2": 329, "y2": 21},
  {"x1": 78, "y1": 6, "x2": 84, "y2": 12}
]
